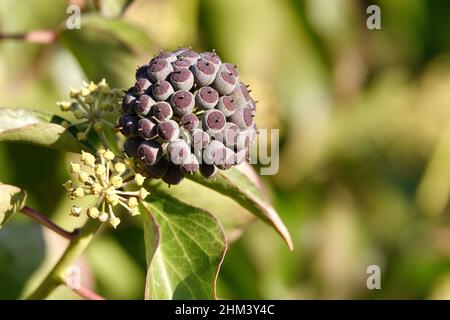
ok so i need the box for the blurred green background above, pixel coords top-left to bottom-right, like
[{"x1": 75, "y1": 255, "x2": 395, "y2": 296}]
[{"x1": 2, "y1": 0, "x2": 450, "y2": 299}]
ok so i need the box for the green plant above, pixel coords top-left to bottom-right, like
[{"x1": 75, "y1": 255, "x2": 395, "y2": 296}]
[{"x1": 0, "y1": 64, "x2": 291, "y2": 300}]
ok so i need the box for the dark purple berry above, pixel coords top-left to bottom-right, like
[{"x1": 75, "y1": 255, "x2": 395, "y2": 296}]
[
  {"x1": 118, "y1": 114, "x2": 139, "y2": 137},
  {"x1": 191, "y1": 59, "x2": 217, "y2": 86},
  {"x1": 172, "y1": 58, "x2": 193, "y2": 71},
  {"x1": 124, "y1": 137, "x2": 143, "y2": 157},
  {"x1": 121, "y1": 49, "x2": 257, "y2": 185},
  {"x1": 135, "y1": 64, "x2": 149, "y2": 79},
  {"x1": 195, "y1": 86, "x2": 219, "y2": 110},
  {"x1": 181, "y1": 113, "x2": 199, "y2": 131},
  {"x1": 217, "y1": 147, "x2": 235, "y2": 170},
  {"x1": 137, "y1": 140, "x2": 162, "y2": 166},
  {"x1": 170, "y1": 90, "x2": 194, "y2": 116},
  {"x1": 162, "y1": 163, "x2": 184, "y2": 185},
  {"x1": 201, "y1": 51, "x2": 221, "y2": 71},
  {"x1": 216, "y1": 96, "x2": 236, "y2": 117},
  {"x1": 134, "y1": 77, "x2": 152, "y2": 94},
  {"x1": 202, "y1": 109, "x2": 226, "y2": 133},
  {"x1": 135, "y1": 94, "x2": 156, "y2": 116},
  {"x1": 169, "y1": 69, "x2": 194, "y2": 91},
  {"x1": 181, "y1": 154, "x2": 199, "y2": 174},
  {"x1": 122, "y1": 87, "x2": 137, "y2": 114},
  {"x1": 199, "y1": 163, "x2": 218, "y2": 179},
  {"x1": 167, "y1": 139, "x2": 191, "y2": 165},
  {"x1": 147, "y1": 58, "x2": 174, "y2": 82},
  {"x1": 152, "y1": 101, "x2": 173, "y2": 121},
  {"x1": 220, "y1": 63, "x2": 239, "y2": 77},
  {"x1": 146, "y1": 158, "x2": 169, "y2": 179},
  {"x1": 230, "y1": 105, "x2": 253, "y2": 129},
  {"x1": 213, "y1": 71, "x2": 237, "y2": 95},
  {"x1": 156, "y1": 51, "x2": 177, "y2": 63},
  {"x1": 151, "y1": 80, "x2": 174, "y2": 101},
  {"x1": 178, "y1": 48, "x2": 200, "y2": 64},
  {"x1": 138, "y1": 118, "x2": 158, "y2": 140}
]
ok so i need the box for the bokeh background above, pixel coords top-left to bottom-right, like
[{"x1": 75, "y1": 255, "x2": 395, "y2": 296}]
[{"x1": 2, "y1": 0, "x2": 450, "y2": 299}]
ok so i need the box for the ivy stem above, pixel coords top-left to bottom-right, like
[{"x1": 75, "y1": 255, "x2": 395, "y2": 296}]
[
  {"x1": 20, "y1": 206, "x2": 80, "y2": 241},
  {"x1": 26, "y1": 218, "x2": 101, "y2": 300},
  {"x1": 71, "y1": 286, "x2": 106, "y2": 300}
]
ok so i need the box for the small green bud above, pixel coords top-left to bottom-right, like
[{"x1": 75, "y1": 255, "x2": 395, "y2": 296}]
[
  {"x1": 76, "y1": 132, "x2": 87, "y2": 141},
  {"x1": 70, "y1": 205, "x2": 82, "y2": 217},
  {"x1": 70, "y1": 162, "x2": 81, "y2": 174},
  {"x1": 114, "y1": 162, "x2": 126, "y2": 174},
  {"x1": 87, "y1": 207, "x2": 100, "y2": 219},
  {"x1": 128, "y1": 197, "x2": 138, "y2": 209},
  {"x1": 134, "y1": 173, "x2": 145, "y2": 186},
  {"x1": 110, "y1": 176, "x2": 123, "y2": 188},
  {"x1": 139, "y1": 188, "x2": 149, "y2": 200},
  {"x1": 74, "y1": 187, "x2": 85, "y2": 198}
]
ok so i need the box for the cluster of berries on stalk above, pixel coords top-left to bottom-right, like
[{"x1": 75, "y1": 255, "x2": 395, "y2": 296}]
[{"x1": 119, "y1": 48, "x2": 258, "y2": 185}]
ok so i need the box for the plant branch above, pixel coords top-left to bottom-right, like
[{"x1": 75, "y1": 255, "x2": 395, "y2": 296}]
[
  {"x1": 71, "y1": 286, "x2": 106, "y2": 300},
  {"x1": 0, "y1": 30, "x2": 59, "y2": 44},
  {"x1": 20, "y1": 206, "x2": 80, "y2": 240},
  {"x1": 26, "y1": 218, "x2": 101, "y2": 300}
]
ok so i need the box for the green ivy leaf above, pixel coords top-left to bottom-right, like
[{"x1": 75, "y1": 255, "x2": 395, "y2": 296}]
[
  {"x1": 60, "y1": 14, "x2": 153, "y2": 88},
  {"x1": 0, "y1": 108, "x2": 84, "y2": 153},
  {"x1": 187, "y1": 164, "x2": 293, "y2": 250},
  {"x1": 0, "y1": 183, "x2": 27, "y2": 227},
  {"x1": 141, "y1": 194, "x2": 227, "y2": 300}
]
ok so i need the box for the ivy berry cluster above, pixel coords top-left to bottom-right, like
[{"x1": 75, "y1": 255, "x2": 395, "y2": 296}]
[{"x1": 119, "y1": 48, "x2": 258, "y2": 185}]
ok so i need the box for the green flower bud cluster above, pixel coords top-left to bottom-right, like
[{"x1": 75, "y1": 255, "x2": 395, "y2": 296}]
[
  {"x1": 57, "y1": 79, "x2": 122, "y2": 142},
  {"x1": 64, "y1": 149, "x2": 149, "y2": 228}
]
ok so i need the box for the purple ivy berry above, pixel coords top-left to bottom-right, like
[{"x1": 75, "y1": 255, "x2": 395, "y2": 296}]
[
  {"x1": 147, "y1": 58, "x2": 174, "y2": 82},
  {"x1": 216, "y1": 96, "x2": 236, "y2": 117},
  {"x1": 137, "y1": 140, "x2": 163, "y2": 166},
  {"x1": 181, "y1": 113, "x2": 199, "y2": 131},
  {"x1": 170, "y1": 90, "x2": 195, "y2": 116},
  {"x1": 202, "y1": 109, "x2": 226, "y2": 134},
  {"x1": 138, "y1": 118, "x2": 158, "y2": 140},
  {"x1": 195, "y1": 86, "x2": 219, "y2": 110},
  {"x1": 135, "y1": 94, "x2": 156, "y2": 117},
  {"x1": 169, "y1": 68, "x2": 194, "y2": 91},
  {"x1": 151, "y1": 80, "x2": 174, "y2": 101}
]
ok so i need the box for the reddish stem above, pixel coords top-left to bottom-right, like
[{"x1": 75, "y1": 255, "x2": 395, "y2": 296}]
[{"x1": 20, "y1": 206, "x2": 79, "y2": 240}]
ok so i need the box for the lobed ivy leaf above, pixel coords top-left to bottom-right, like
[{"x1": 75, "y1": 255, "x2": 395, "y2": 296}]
[
  {"x1": 187, "y1": 164, "x2": 293, "y2": 250},
  {"x1": 141, "y1": 194, "x2": 227, "y2": 300},
  {"x1": 0, "y1": 182, "x2": 27, "y2": 227},
  {"x1": 0, "y1": 108, "x2": 85, "y2": 153}
]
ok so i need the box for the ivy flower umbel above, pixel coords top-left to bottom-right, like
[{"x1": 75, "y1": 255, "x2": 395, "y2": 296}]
[
  {"x1": 64, "y1": 149, "x2": 149, "y2": 228},
  {"x1": 57, "y1": 79, "x2": 122, "y2": 144}
]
